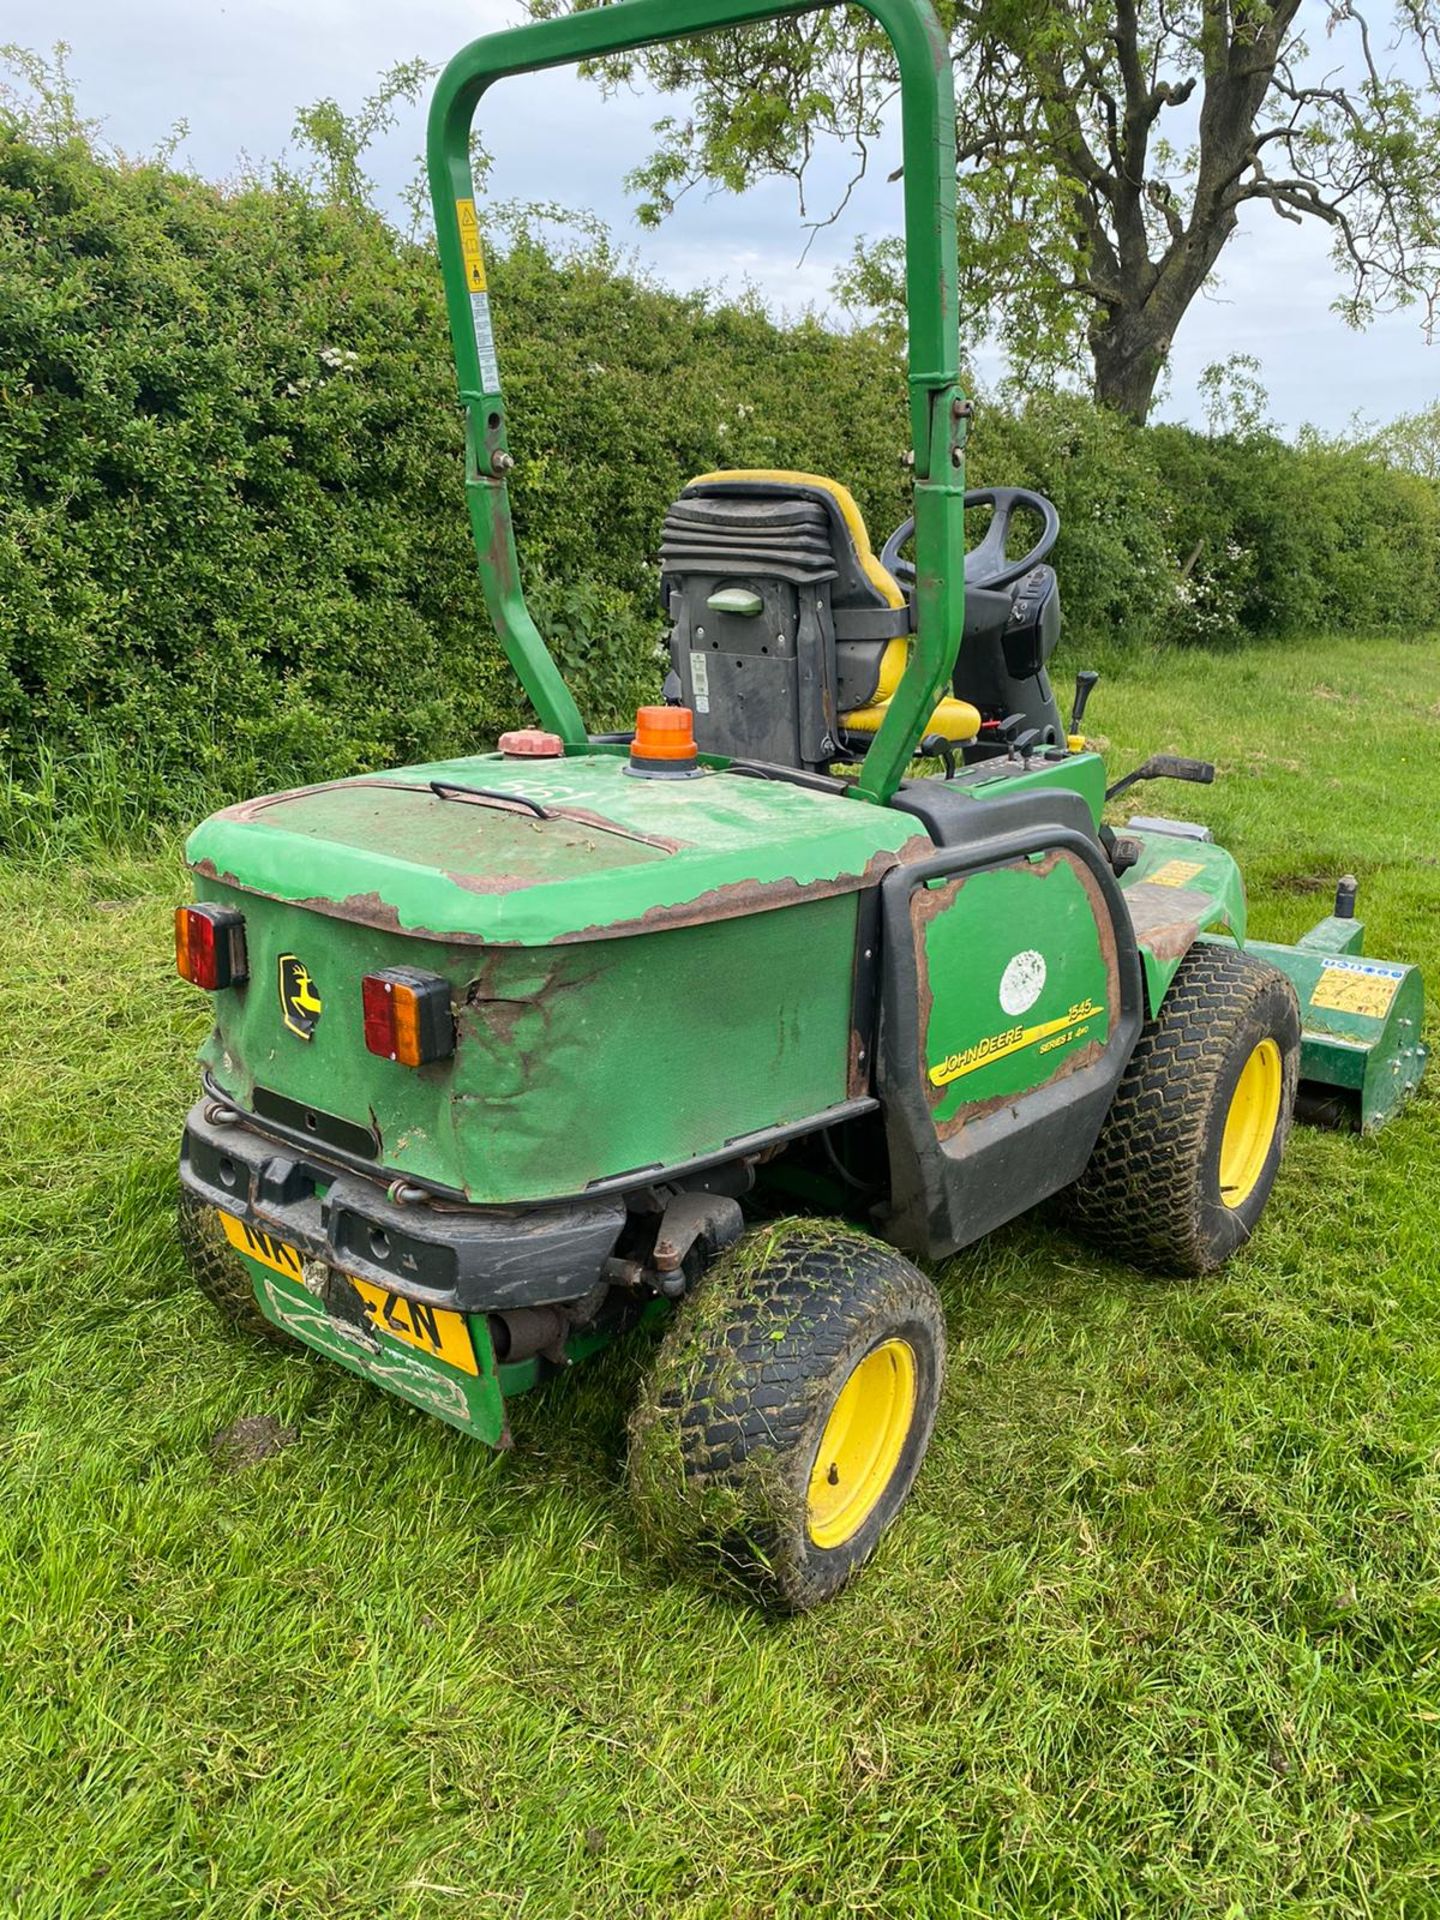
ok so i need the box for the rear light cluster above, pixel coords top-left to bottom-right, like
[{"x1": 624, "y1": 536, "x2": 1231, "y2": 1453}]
[
  {"x1": 361, "y1": 968, "x2": 455, "y2": 1066},
  {"x1": 175, "y1": 903, "x2": 454, "y2": 1068},
  {"x1": 174, "y1": 904, "x2": 248, "y2": 989}
]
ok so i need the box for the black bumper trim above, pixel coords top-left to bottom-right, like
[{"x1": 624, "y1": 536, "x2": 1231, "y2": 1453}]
[{"x1": 180, "y1": 1101, "x2": 626, "y2": 1312}]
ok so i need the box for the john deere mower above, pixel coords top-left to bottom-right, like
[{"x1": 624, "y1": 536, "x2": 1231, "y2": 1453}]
[{"x1": 174, "y1": 0, "x2": 1426, "y2": 1610}]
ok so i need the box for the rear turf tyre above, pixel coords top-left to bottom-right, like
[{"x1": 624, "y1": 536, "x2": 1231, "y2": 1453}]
[
  {"x1": 177, "y1": 1189, "x2": 297, "y2": 1347},
  {"x1": 628, "y1": 1220, "x2": 945, "y2": 1612},
  {"x1": 1070, "y1": 942, "x2": 1300, "y2": 1274}
]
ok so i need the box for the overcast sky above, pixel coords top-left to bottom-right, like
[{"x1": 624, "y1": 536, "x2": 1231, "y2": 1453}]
[{"x1": 10, "y1": 0, "x2": 1439, "y2": 435}]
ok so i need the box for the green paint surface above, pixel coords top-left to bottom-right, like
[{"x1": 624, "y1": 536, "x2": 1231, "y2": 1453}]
[
  {"x1": 187, "y1": 751, "x2": 920, "y2": 947},
  {"x1": 919, "y1": 854, "x2": 1113, "y2": 1125},
  {"x1": 958, "y1": 750, "x2": 1108, "y2": 824},
  {"x1": 238, "y1": 1255, "x2": 508, "y2": 1444},
  {"x1": 1247, "y1": 936, "x2": 1427, "y2": 1127},
  {"x1": 197, "y1": 885, "x2": 862, "y2": 1202},
  {"x1": 1117, "y1": 829, "x2": 1248, "y2": 1012}
]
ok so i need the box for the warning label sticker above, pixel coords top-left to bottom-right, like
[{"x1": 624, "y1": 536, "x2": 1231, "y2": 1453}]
[
  {"x1": 456, "y1": 199, "x2": 501, "y2": 394},
  {"x1": 455, "y1": 198, "x2": 486, "y2": 290},
  {"x1": 690, "y1": 650, "x2": 711, "y2": 713},
  {"x1": 1147, "y1": 858, "x2": 1205, "y2": 889},
  {"x1": 469, "y1": 292, "x2": 500, "y2": 395},
  {"x1": 1311, "y1": 956, "x2": 1405, "y2": 1020}
]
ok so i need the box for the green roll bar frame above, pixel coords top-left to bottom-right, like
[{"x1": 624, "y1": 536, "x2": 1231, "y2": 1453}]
[{"x1": 426, "y1": 0, "x2": 968, "y2": 806}]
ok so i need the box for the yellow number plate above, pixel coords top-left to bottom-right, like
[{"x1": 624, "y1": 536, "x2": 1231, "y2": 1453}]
[{"x1": 218, "y1": 1211, "x2": 478, "y2": 1376}]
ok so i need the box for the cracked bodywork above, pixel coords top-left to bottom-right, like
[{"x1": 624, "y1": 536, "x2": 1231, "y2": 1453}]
[{"x1": 1116, "y1": 829, "x2": 1246, "y2": 1013}]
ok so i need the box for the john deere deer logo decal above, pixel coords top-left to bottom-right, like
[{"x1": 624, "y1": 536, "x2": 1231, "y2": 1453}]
[{"x1": 278, "y1": 954, "x2": 323, "y2": 1040}]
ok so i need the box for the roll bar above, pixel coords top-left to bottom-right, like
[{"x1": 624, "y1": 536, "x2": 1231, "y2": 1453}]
[{"x1": 426, "y1": 0, "x2": 969, "y2": 805}]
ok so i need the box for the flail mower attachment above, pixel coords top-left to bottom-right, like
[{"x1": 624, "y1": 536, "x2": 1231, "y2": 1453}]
[{"x1": 1249, "y1": 877, "x2": 1427, "y2": 1131}]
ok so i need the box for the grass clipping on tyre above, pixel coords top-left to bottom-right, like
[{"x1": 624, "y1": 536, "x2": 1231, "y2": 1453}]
[{"x1": 627, "y1": 1218, "x2": 881, "y2": 1600}]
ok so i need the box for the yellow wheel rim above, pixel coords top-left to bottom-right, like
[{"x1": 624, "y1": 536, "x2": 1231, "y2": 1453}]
[
  {"x1": 1219, "y1": 1037, "x2": 1283, "y2": 1209},
  {"x1": 806, "y1": 1339, "x2": 917, "y2": 1550}
]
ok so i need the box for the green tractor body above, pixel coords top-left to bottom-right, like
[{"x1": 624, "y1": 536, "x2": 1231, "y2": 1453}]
[{"x1": 173, "y1": 0, "x2": 1426, "y2": 1599}]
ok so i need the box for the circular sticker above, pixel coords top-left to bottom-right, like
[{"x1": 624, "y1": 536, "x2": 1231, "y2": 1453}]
[{"x1": 999, "y1": 949, "x2": 1047, "y2": 1017}]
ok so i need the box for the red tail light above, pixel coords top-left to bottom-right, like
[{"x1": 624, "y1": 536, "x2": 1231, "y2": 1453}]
[
  {"x1": 361, "y1": 968, "x2": 454, "y2": 1067},
  {"x1": 175, "y1": 904, "x2": 248, "y2": 989}
]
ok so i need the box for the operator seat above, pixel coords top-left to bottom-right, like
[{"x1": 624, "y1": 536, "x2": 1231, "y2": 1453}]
[{"x1": 659, "y1": 470, "x2": 980, "y2": 772}]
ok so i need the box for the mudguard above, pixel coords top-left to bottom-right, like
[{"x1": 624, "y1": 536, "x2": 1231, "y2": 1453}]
[
  {"x1": 1115, "y1": 829, "x2": 1247, "y2": 1015},
  {"x1": 876, "y1": 790, "x2": 1145, "y2": 1260}
]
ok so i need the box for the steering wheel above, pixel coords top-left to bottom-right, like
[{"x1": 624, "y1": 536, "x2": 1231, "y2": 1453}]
[{"x1": 880, "y1": 487, "x2": 1061, "y2": 593}]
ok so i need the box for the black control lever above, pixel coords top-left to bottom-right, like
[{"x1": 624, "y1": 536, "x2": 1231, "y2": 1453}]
[
  {"x1": 918, "y1": 733, "x2": 958, "y2": 779},
  {"x1": 1069, "y1": 669, "x2": 1100, "y2": 737},
  {"x1": 1100, "y1": 825, "x2": 1142, "y2": 876},
  {"x1": 1105, "y1": 753, "x2": 1216, "y2": 803}
]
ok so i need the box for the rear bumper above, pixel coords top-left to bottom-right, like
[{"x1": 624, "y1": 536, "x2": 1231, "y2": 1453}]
[{"x1": 179, "y1": 1099, "x2": 626, "y2": 1311}]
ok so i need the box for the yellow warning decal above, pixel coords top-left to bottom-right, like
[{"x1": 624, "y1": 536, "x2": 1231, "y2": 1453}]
[
  {"x1": 1311, "y1": 958, "x2": 1403, "y2": 1020},
  {"x1": 455, "y1": 198, "x2": 487, "y2": 291},
  {"x1": 1148, "y1": 858, "x2": 1205, "y2": 889},
  {"x1": 930, "y1": 999, "x2": 1104, "y2": 1088}
]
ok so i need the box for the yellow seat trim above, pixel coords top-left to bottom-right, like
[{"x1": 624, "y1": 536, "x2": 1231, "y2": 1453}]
[
  {"x1": 684, "y1": 468, "x2": 977, "y2": 745},
  {"x1": 842, "y1": 693, "x2": 981, "y2": 745},
  {"x1": 685, "y1": 468, "x2": 906, "y2": 610},
  {"x1": 841, "y1": 635, "x2": 981, "y2": 744}
]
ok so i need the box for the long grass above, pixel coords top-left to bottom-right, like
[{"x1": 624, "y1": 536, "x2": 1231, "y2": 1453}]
[{"x1": 2, "y1": 633, "x2": 1438, "y2": 1918}]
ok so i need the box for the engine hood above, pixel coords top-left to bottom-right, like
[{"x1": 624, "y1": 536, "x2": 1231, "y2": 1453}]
[{"x1": 186, "y1": 749, "x2": 929, "y2": 946}]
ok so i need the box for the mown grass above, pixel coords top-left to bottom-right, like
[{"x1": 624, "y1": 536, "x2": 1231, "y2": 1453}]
[{"x1": 2, "y1": 632, "x2": 1438, "y2": 1919}]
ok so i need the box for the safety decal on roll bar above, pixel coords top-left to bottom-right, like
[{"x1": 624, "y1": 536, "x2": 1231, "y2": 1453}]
[{"x1": 456, "y1": 198, "x2": 501, "y2": 394}]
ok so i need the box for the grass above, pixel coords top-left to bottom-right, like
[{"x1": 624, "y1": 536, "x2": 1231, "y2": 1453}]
[{"x1": 2, "y1": 631, "x2": 1439, "y2": 1918}]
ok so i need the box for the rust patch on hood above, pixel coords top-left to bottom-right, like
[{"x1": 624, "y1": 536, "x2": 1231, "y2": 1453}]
[
  {"x1": 1123, "y1": 882, "x2": 1214, "y2": 964},
  {"x1": 216, "y1": 779, "x2": 686, "y2": 854},
  {"x1": 193, "y1": 832, "x2": 932, "y2": 946},
  {"x1": 554, "y1": 835, "x2": 933, "y2": 943},
  {"x1": 208, "y1": 777, "x2": 384, "y2": 825},
  {"x1": 543, "y1": 806, "x2": 683, "y2": 853}
]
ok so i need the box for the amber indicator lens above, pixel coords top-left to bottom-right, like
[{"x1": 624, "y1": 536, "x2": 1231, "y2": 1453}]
[
  {"x1": 630, "y1": 705, "x2": 698, "y2": 768},
  {"x1": 361, "y1": 968, "x2": 454, "y2": 1066},
  {"x1": 632, "y1": 705, "x2": 696, "y2": 759},
  {"x1": 175, "y1": 904, "x2": 248, "y2": 990}
]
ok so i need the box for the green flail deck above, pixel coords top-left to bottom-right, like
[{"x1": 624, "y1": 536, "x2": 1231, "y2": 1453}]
[{"x1": 1250, "y1": 907, "x2": 1427, "y2": 1130}]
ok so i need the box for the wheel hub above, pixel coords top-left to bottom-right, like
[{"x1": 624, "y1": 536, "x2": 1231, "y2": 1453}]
[
  {"x1": 1219, "y1": 1037, "x2": 1283, "y2": 1208},
  {"x1": 807, "y1": 1339, "x2": 917, "y2": 1549}
]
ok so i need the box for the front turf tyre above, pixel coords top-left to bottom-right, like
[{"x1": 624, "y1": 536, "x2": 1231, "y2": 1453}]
[
  {"x1": 628, "y1": 1221, "x2": 945, "y2": 1612},
  {"x1": 1070, "y1": 942, "x2": 1300, "y2": 1275},
  {"x1": 177, "y1": 1190, "x2": 296, "y2": 1347}
]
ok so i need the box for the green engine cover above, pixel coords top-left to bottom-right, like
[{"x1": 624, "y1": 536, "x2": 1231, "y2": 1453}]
[{"x1": 187, "y1": 751, "x2": 929, "y2": 1200}]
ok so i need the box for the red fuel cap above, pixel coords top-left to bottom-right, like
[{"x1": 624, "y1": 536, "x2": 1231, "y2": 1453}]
[{"x1": 498, "y1": 728, "x2": 564, "y2": 757}]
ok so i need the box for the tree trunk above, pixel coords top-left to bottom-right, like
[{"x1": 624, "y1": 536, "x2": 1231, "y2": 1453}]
[
  {"x1": 1089, "y1": 313, "x2": 1171, "y2": 425},
  {"x1": 1088, "y1": 198, "x2": 1240, "y2": 424}
]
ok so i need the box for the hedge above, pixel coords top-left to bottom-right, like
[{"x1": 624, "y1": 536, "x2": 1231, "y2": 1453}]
[{"x1": 1, "y1": 121, "x2": 1436, "y2": 824}]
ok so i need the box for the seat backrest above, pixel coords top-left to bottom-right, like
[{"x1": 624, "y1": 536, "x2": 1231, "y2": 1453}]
[{"x1": 659, "y1": 470, "x2": 910, "y2": 770}]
